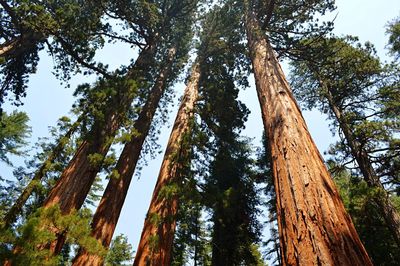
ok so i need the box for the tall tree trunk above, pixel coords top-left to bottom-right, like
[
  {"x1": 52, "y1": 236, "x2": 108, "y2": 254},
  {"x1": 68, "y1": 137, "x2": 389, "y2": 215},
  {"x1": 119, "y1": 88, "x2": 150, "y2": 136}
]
[
  {"x1": 133, "y1": 61, "x2": 201, "y2": 266},
  {"x1": 244, "y1": 5, "x2": 372, "y2": 266},
  {"x1": 39, "y1": 44, "x2": 156, "y2": 255},
  {"x1": 2, "y1": 116, "x2": 82, "y2": 229},
  {"x1": 324, "y1": 88, "x2": 400, "y2": 247},
  {"x1": 71, "y1": 47, "x2": 177, "y2": 266}
]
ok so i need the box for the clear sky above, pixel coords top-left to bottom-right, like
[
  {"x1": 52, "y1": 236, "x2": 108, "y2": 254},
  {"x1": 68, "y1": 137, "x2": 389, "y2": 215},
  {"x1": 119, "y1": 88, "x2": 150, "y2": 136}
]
[{"x1": 1, "y1": 0, "x2": 399, "y2": 264}]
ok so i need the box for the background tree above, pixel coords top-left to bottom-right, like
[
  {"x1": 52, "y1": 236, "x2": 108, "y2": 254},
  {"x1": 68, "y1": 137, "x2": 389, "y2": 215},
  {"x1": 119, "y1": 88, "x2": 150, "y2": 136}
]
[
  {"x1": 0, "y1": 110, "x2": 30, "y2": 165},
  {"x1": 387, "y1": 16, "x2": 400, "y2": 60},
  {"x1": 332, "y1": 165, "x2": 400, "y2": 265},
  {"x1": 105, "y1": 234, "x2": 133, "y2": 266},
  {"x1": 256, "y1": 133, "x2": 281, "y2": 266},
  {"x1": 290, "y1": 36, "x2": 400, "y2": 248}
]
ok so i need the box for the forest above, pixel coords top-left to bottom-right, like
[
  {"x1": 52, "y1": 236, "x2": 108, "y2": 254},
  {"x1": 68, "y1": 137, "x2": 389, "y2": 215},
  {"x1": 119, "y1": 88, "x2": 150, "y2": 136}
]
[{"x1": 0, "y1": 0, "x2": 399, "y2": 265}]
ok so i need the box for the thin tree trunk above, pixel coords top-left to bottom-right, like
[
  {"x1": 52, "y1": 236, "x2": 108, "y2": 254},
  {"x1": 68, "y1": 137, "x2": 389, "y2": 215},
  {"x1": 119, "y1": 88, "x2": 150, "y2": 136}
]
[
  {"x1": 133, "y1": 61, "x2": 201, "y2": 266},
  {"x1": 39, "y1": 44, "x2": 157, "y2": 255},
  {"x1": 2, "y1": 116, "x2": 82, "y2": 229},
  {"x1": 0, "y1": 38, "x2": 19, "y2": 57},
  {"x1": 71, "y1": 47, "x2": 177, "y2": 266},
  {"x1": 244, "y1": 4, "x2": 372, "y2": 265},
  {"x1": 324, "y1": 88, "x2": 400, "y2": 247}
]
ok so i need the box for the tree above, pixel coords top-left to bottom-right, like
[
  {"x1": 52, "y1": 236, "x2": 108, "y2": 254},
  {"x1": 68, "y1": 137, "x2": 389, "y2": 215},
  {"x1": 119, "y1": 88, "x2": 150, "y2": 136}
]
[
  {"x1": 36, "y1": 0, "x2": 181, "y2": 255},
  {"x1": 242, "y1": 0, "x2": 372, "y2": 264},
  {"x1": 134, "y1": 3, "x2": 250, "y2": 264},
  {"x1": 0, "y1": 115, "x2": 105, "y2": 264},
  {"x1": 105, "y1": 234, "x2": 133, "y2": 266},
  {"x1": 290, "y1": 36, "x2": 400, "y2": 248},
  {"x1": 333, "y1": 165, "x2": 400, "y2": 265},
  {"x1": 0, "y1": 110, "x2": 30, "y2": 165},
  {"x1": 72, "y1": 49, "x2": 178, "y2": 266},
  {"x1": 133, "y1": 56, "x2": 200, "y2": 266},
  {"x1": 0, "y1": 0, "x2": 111, "y2": 109},
  {"x1": 2, "y1": 115, "x2": 82, "y2": 229},
  {"x1": 191, "y1": 6, "x2": 262, "y2": 262},
  {"x1": 171, "y1": 186, "x2": 211, "y2": 266},
  {"x1": 257, "y1": 133, "x2": 281, "y2": 266},
  {"x1": 387, "y1": 16, "x2": 400, "y2": 60},
  {"x1": 71, "y1": 1, "x2": 198, "y2": 265}
]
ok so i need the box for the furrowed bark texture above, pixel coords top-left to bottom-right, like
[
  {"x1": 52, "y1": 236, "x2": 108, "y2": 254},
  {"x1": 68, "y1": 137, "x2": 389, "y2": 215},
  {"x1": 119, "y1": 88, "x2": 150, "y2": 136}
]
[
  {"x1": 325, "y1": 89, "x2": 400, "y2": 247},
  {"x1": 71, "y1": 48, "x2": 177, "y2": 266},
  {"x1": 2, "y1": 116, "x2": 82, "y2": 229},
  {"x1": 245, "y1": 8, "x2": 372, "y2": 266},
  {"x1": 40, "y1": 44, "x2": 156, "y2": 255},
  {"x1": 133, "y1": 62, "x2": 201, "y2": 266}
]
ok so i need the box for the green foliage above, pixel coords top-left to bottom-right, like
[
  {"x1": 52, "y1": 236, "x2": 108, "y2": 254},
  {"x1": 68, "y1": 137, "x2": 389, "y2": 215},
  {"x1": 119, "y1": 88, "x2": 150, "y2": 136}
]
[
  {"x1": 0, "y1": 0, "x2": 108, "y2": 106},
  {"x1": 0, "y1": 205, "x2": 106, "y2": 265},
  {"x1": 241, "y1": 0, "x2": 336, "y2": 59},
  {"x1": 250, "y1": 244, "x2": 269, "y2": 266},
  {"x1": 84, "y1": 175, "x2": 104, "y2": 208},
  {"x1": 105, "y1": 234, "x2": 133, "y2": 266},
  {"x1": 290, "y1": 35, "x2": 400, "y2": 193},
  {"x1": 290, "y1": 36, "x2": 381, "y2": 113},
  {"x1": 171, "y1": 164, "x2": 211, "y2": 266},
  {"x1": 0, "y1": 110, "x2": 30, "y2": 165},
  {"x1": 191, "y1": 5, "x2": 263, "y2": 264},
  {"x1": 157, "y1": 182, "x2": 179, "y2": 201},
  {"x1": 88, "y1": 153, "x2": 105, "y2": 168},
  {"x1": 333, "y1": 167, "x2": 400, "y2": 265},
  {"x1": 256, "y1": 133, "x2": 281, "y2": 265},
  {"x1": 387, "y1": 16, "x2": 400, "y2": 60}
]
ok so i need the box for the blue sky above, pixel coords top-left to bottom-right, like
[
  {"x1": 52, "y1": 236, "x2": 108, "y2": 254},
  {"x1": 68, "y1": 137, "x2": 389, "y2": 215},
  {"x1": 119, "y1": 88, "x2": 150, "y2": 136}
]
[{"x1": 1, "y1": 0, "x2": 400, "y2": 263}]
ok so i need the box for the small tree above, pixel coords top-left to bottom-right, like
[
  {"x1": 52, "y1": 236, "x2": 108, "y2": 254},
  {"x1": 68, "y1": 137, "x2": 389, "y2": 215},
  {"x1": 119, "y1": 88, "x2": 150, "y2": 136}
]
[
  {"x1": 0, "y1": 110, "x2": 30, "y2": 165},
  {"x1": 105, "y1": 234, "x2": 133, "y2": 266}
]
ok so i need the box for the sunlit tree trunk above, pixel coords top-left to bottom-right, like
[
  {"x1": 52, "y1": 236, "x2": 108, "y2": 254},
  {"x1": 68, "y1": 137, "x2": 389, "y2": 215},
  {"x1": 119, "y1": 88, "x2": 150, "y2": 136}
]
[
  {"x1": 133, "y1": 61, "x2": 201, "y2": 266},
  {"x1": 2, "y1": 116, "x2": 82, "y2": 229},
  {"x1": 71, "y1": 47, "x2": 177, "y2": 266},
  {"x1": 244, "y1": 4, "x2": 372, "y2": 265},
  {"x1": 324, "y1": 88, "x2": 400, "y2": 247}
]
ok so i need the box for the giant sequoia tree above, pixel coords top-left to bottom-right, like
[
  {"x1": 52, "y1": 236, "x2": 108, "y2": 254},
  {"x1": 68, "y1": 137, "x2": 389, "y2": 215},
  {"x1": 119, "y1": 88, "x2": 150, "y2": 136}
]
[
  {"x1": 134, "y1": 3, "x2": 250, "y2": 264},
  {"x1": 71, "y1": 1, "x2": 198, "y2": 264},
  {"x1": 4, "y1": 0, "x2": 196, "y2": 260},
  {"x1": 241, "y1": 0, "x2": 372, "y2": 264}
]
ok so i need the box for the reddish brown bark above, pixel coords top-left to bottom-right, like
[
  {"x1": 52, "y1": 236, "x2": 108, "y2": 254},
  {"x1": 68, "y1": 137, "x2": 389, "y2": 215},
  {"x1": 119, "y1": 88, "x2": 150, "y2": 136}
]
[
  {"x1": 71, "y1": 48, "x2": 177, "y2": 266},
  {"x1": 37, "y1": 44, "x2": 157, "y2": 255},
  {"x1": 244, "y1": 5, "x2": 372, "y2": 266},
  {"x1": 133, "y1": 62, "x2": 201, "y2": 266}
]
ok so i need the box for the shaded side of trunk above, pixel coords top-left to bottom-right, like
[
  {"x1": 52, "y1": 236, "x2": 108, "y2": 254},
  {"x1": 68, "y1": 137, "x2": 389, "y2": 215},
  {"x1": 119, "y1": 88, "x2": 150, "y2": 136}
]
[
  {"x1": 325, "y1": 89, "x2": 400, "y2": 247},
  {"x1": 244, "y1": 6, "x2": 372, "y2": 266},
  {"x1": 2, "y1": 116, "x2": 82, "y2": 229},
  {"x1": 39, "y1": 45, "x2": 156, "y2": 255},
  {"x1": 133, "y1": 62, "x2": 201, "y2": 266},
  {"x1": 71, "y1": 48, "x2": 177, "y2": 266}
]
